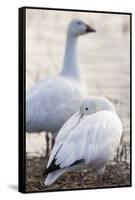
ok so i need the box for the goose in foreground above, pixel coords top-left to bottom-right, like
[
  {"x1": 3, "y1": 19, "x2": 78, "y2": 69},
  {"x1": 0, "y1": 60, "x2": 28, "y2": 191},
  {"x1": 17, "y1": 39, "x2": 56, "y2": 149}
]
[
  {"x1": 26, "y1": 19, "x2": 96, "y2": 155},
  {"x1": 44, "y1": 96, "x2": 122, "y2": 186}
]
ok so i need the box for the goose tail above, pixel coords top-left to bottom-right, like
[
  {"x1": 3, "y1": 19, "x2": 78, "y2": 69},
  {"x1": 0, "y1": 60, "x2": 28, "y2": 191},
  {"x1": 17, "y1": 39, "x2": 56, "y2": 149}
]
[{"x1": 44, "y1": 169, "x2": 66, "y2": 185}]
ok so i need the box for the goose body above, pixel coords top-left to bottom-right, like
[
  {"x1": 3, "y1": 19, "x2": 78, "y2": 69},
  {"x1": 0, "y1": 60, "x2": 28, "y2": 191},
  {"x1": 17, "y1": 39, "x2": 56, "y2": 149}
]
[
  {"x1": 26, "y1": 19, "x2": 96, "y2": 138},
  {"x1": 26, "y1": 76, "x2": 85, "y2": 134},
  {"x1": 44, "y1": 96, "x2": 122, "y2": 185}
]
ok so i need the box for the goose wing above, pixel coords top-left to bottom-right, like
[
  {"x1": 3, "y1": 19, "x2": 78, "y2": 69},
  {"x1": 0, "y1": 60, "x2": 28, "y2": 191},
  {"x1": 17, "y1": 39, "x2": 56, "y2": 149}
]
[{"x1": 46, "y1": 111, "x2": 122, "y2": 172}]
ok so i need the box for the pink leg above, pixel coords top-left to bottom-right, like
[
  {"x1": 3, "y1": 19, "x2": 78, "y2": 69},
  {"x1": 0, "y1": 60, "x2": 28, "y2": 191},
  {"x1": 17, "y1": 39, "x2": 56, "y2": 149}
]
[
  {"x1": 45, "y1": 132, "x2": 50, "y2": 157},
  {"x1": 51, "y1": 138, "x2": 55, "y2": 149},
  {"x1": 97, "y1": 175, "x2": 103, "y2": 185},
  {"x1": 97, "y1": 166, "x2": 105, "y2": 185},
  {"x1": 80, "y1": 170, "x2": 85, "y2": 188}
]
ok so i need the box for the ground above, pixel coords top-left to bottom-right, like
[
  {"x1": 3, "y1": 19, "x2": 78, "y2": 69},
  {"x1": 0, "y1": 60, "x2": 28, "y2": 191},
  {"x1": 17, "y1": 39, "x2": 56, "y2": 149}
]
[{"x1": 26, "y1": 156, "x2": 130, "y2": 193}]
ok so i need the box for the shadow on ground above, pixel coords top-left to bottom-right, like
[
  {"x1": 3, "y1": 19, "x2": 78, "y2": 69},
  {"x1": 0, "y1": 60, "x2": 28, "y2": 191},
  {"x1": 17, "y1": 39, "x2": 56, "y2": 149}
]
[{"x1": 8, "y1": 184, "x2": 18, "y2": 191}]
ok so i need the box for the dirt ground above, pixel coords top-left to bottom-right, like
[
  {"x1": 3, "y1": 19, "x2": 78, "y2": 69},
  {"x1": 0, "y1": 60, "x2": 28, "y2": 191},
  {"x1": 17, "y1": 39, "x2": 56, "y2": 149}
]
[{"x1": 26, "y1": 156, "x2": 131, "y2": 193}]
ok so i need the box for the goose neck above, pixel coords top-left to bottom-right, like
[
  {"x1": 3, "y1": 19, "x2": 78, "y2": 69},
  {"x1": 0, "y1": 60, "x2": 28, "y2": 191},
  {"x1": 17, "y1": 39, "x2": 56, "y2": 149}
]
[{"x1": 60, "y1": 34, "x2": 81, "y2": 80}]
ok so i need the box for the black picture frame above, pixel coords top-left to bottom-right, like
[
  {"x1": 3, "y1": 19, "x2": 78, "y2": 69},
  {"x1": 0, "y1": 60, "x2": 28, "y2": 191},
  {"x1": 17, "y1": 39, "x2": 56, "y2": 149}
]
[{"x1": 19, "y1": 6, "x2": 132, "y2": 193}]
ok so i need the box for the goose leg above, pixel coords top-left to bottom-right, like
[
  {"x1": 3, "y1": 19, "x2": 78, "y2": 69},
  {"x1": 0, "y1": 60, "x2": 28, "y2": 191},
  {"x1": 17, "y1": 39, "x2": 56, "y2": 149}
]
[
  {"x1": 51, "y1": 137, "x2": 55, "y2": 149},
  {"x1": 45, "y1": 132, "x2": 50, "y2": 157},
  {"x1": 97, "y1": 166, "x2": 105, "y2": 186},
  {"x1": 97, "y1": 174, "x2": 103, "y2": 185},
  {"x1": 80, "y1": 170, "x2": 85, "y2": 188}
]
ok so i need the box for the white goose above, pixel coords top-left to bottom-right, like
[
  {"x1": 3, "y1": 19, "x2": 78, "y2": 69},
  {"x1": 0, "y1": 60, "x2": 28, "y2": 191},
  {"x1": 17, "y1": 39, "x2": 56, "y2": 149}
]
[
  {"x1": 44, "y1": 96, "x2": 122, "y2": 186},
  {"x1": 26, "y1": 19, "x2": 96, "y2": 155}
]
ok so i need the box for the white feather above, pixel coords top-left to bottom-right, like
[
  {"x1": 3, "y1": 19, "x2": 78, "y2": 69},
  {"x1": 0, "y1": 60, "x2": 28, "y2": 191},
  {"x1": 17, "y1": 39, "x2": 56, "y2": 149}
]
[
  {"x1": 45, "y1": 108, "x2": 122, "y2": 185},
  {"x1": 44, "y1": 169, "x2": 67, "y2": 186}
]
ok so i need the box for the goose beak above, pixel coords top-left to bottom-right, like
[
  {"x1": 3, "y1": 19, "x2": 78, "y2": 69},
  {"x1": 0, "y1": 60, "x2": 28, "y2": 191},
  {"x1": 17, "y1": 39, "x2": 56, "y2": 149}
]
[{"x1": 86, "y1": 25, "x2": 96, "y2": 33}]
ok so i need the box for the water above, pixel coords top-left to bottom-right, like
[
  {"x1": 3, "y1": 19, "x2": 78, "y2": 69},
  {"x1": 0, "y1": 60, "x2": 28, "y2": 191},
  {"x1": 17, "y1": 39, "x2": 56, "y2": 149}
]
[{"x1": 26, "y1": 9, "x2": 130, "y2": 162}]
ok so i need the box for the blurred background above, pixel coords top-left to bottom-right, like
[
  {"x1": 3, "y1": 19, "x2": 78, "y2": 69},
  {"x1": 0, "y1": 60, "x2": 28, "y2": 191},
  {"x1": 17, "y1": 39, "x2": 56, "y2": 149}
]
[{"x1": 26, "y1": 9, "x2": 130, "y2": 163}]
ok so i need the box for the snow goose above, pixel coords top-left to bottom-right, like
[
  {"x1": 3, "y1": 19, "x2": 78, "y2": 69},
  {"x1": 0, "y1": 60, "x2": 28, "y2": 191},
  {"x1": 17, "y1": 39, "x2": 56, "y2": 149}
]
[
  {"x1": 26, "y1": 19, "x2": 96, "y2": 155},
  {"x1": 44, "y1": 96, "x2": 122, "y2": 186}
]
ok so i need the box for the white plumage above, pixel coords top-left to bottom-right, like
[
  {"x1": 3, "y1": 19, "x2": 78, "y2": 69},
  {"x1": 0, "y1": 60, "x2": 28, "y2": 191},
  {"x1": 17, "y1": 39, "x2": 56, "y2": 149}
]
[
  {"x1": 26, "y1": 19, "x2": 96, "y2": 143},
  {"x1": 44, "y1": 96, "x2": 122, "y2": 185},
  {"x1": 26, "y1": 77, "x2": 85, "y2": 133}
]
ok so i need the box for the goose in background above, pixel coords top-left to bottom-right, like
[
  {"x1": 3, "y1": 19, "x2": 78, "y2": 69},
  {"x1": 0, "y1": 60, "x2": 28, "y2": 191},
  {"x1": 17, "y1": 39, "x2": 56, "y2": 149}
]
[
  {"x1": 44, "y1": 96, "x2": 122, "y2": 186},
  {"x1": 26, "y1": 19, "x2": 96, "y2": 155}
]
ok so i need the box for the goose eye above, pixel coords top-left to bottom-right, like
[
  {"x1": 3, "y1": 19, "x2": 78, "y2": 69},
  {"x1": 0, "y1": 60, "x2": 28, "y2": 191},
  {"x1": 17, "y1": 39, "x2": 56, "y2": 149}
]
[
  {"x1": 85, "y1": 107, "x2": 88, "y2": 111},
  {"x1": 78, "y1": 22, "x2": 81, "y2": 25}
]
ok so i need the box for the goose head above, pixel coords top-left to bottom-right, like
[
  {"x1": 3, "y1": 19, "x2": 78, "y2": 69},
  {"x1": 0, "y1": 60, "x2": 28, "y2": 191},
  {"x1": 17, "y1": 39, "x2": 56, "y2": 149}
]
[
  {"x1": 80, "y1": 96, "x2": 115, "y2": 116},
  {"x1": 68, "y1": 19, "x2": 96, "y2": 37}
]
